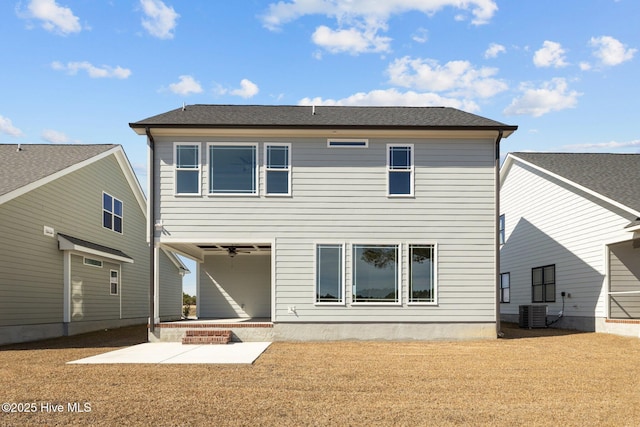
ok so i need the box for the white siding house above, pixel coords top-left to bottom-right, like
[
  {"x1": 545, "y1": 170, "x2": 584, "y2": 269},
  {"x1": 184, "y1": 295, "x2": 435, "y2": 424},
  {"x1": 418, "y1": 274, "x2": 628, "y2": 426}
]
[
  {"x1": 500, "y1": 153, "x2": 640, "y2": 337},
  {"x1": 0, "y1": 144, "x2": 187, "y2": 345},
  {"x1": 130, "y1": 105, "x2": 517, "y2": 341}
]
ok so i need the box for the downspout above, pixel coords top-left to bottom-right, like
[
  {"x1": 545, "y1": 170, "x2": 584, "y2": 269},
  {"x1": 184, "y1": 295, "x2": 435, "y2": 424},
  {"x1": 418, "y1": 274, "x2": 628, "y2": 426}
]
[
  {"x1": 146, "y1": 127, "x2": 156, "y2": 335},
  {"x1": 495, "y1": 129, "x2": 504, "y2": 338}
]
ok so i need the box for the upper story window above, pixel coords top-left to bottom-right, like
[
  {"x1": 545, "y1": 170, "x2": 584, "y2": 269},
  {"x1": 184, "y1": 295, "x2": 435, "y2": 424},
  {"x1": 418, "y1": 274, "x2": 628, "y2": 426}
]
[
  {"x1": 209, "y1": 143, "x2": 258, "y2": 195},
  {"x1": 265, "y1": 144, "x2": 291, "y2": 196},
  {"x1": 103, "y1": 193, "x2": 123, "y2": 233},
  {"x1": 387, "y1": 144, "x2": 414, "y2": 197},
  {"x1": 499, "y1": 214, "x2": 505, "y2": 245},
  {"x1": 175, "y1": 143, "x2": 201, "y2": 195}
]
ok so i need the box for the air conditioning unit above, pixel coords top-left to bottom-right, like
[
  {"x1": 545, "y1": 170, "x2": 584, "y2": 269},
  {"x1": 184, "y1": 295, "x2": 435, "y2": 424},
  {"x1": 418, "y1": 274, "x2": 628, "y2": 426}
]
[{"x1": 519, "y1": 305, "x2": 547, "y2": 329}]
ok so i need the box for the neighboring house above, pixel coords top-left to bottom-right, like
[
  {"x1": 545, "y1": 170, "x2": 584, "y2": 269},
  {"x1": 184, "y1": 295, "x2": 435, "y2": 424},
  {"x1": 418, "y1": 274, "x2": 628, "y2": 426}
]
[
  {"x1": 0, "y1": 144, "x2": 187, "y2": 345},
  {"x1": 130, "y1": 105, "x2": 517, "y2": 341},
  {"x1": 500, "y1": 152, "x2": 640, "y2": 337}
]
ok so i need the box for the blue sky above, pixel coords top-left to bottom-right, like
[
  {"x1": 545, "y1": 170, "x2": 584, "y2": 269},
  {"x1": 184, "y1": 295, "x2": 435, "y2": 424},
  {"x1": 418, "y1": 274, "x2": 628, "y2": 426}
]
[{"x1": 1, "y1": 0, "x2": 638, "y2": 295}]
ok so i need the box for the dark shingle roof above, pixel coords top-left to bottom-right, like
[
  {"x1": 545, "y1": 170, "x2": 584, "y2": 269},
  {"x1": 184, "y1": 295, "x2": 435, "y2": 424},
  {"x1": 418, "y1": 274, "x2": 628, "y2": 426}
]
[
  {"x1": 0, "y1": 144, "x2": 117, "y2": 197},
  {"x1": 512, "y1": 152, "x2": 640, "y2": 213},
  {"x1": 130, "y1": 104, "x2": 517, "y2": 131},
  {"x1": 58, "y1": 233, "x2": 132, "y2": 261}
]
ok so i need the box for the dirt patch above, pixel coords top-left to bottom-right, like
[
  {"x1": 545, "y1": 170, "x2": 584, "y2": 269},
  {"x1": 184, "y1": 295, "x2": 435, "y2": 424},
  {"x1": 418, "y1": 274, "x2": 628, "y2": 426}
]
[{"x1": 1, "y1": 324, "x2": 639, "y2": 426}]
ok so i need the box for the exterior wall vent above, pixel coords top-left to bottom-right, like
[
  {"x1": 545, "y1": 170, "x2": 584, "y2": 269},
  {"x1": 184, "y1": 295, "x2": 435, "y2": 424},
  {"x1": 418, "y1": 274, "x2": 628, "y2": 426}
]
[{"x1": 519, "y1": 305, "x2": 547, "y2": 329}]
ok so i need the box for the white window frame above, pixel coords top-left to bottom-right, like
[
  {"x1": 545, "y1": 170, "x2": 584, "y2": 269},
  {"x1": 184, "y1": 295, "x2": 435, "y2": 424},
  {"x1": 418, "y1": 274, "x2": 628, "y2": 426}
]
[
  {"x1": 264, "y1": 143, "x2": 292, "y2": 197},
  {"x1": 499, "y1": 214, "x2": 505, "y2": 245},
  {"x1": 387, "y1": 144, "x2": 414, "y2": 198},
  {"x1": 110, "y1": 269, "x2": 119, "y2": 296},
  {"x1": 327, "y1": 139, "x2": 369, "y2": 148},
  {"x1": 83, "y1": 257, "x2": 103, "y2": 268},
  {"x1": 102, "y1": 192, "x2": 123, "y2": 234},
  {"x1": 174, "y1": 142, "x2": 201, "y2": 196},
  {"x1": 407, "y1": 243, "x2": 438, "y2": 305},
  {"x1": 314, "y1": 243, "x2": 346, "y2": 305},
  {"x1": 351, "y1": 243, "x2": 401, "y2": 306},
  {"x1": 207, "y1": 142, "x2": 259, "y2": 196}
]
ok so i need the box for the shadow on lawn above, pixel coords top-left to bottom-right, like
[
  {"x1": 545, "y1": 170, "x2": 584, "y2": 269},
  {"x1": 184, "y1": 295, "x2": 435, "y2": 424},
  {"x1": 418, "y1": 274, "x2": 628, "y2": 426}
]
[
  {"x1": 0, "y1": 325, "x2": 148, "y2": 351},
  {"x1": 500, "y1": 322, "x2": 588, "y2": 340}
]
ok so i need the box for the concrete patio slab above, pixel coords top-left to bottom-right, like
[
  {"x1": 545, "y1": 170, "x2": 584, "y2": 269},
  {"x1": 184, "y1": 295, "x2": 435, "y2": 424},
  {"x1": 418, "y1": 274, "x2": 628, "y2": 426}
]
[{"x1": 67, "y1": 342, "x2": 271, "y2": 364}]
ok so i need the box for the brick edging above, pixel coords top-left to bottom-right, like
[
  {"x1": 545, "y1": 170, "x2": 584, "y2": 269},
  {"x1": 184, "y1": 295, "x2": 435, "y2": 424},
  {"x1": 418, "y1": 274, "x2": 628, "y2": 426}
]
[{"x1": 605, "y1": 319, "x2": 640, "y2": 325}]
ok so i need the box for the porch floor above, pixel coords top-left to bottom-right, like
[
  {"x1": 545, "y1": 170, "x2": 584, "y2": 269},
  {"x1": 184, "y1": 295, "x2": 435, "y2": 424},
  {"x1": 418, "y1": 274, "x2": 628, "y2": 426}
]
[{"x1": 156, "y1": 318, "x2": 272, "y2": 327}]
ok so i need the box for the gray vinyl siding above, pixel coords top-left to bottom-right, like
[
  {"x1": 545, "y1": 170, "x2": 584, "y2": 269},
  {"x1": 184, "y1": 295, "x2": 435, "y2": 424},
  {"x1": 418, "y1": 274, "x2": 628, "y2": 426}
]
[
  {"x1": 158, "y1": 250, "x2": 183, "y2": 320},
  {"x1": 155, "y1": 136, "x2": 498, "y2": 323},
  {"x1": 0, "y1": 154, "x2": 148, "y2": 327},
  {"x1": 609, "y1": 241, "x2": 640, "y2": 318},
  {"x1": 71, "y1": 255, "x2": 120, "y2": 322},
  {"x1": 500, "y1": 160, "x2": 635, "y2": 320}
]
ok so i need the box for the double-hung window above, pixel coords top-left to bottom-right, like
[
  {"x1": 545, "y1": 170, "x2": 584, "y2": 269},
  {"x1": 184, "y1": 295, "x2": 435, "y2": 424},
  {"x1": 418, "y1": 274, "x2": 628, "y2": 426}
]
[
  {"x1": 315, "y1": 244, "x2": 344, "y2": 304},
  {"x1": 209, "y1": 143, "x2": 258, "y2": 195},
  {"x1": 103, "y1": 193, "x2": 123, "y2": 233},
  {"x1": 110, "y1": 270, "x2": 119, "y2": 295},
  {"x1": 175, "y1": 143, "x2": 201, "y2": 195},
  {"x1": 532, "y1": 265, "x2": 555, "y2": 303},
  {"x1": 500, "y1": 272, "x2": 510, "y2": 303},
  {"x1": 352, "y1": 244, "x2": 400, "y2": 304},
  {"x1": 265, "y1": 144, "x2": 291, "y2": 196},
  {"x1": 408, "y1": 244, "x2": 436, "y2": 304},
  {"x1": 499, "y1": 214, "x2": 505, "y2": 245},
  {"x1": 387, "y1": 144, "x2": 414, "y2": 197}
]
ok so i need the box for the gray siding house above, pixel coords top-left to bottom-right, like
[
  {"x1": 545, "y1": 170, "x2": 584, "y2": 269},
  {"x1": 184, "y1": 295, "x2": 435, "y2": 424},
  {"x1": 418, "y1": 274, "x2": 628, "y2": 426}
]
[
  {"x1": 0, "y1": 144, "x2": 186, "y2": 345},
  {"x1": 130, "y1": 105, "x2": 517, "y2": 341},
  {"x1": 500, "y1": 153, "x2": 640, "y2": 337}
]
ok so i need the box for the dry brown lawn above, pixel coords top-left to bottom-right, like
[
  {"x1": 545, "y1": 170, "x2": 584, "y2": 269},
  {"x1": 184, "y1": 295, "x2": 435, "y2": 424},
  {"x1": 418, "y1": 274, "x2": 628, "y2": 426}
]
[{"x1": 1, "y1": 324, "x2": 639, "y2": 426}]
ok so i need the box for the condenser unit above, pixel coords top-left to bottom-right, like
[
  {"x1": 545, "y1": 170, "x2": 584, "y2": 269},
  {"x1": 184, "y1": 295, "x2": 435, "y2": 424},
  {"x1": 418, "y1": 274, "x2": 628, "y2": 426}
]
[{"x1": 519, "y1": 305, "x2": 547, "y2": 329}]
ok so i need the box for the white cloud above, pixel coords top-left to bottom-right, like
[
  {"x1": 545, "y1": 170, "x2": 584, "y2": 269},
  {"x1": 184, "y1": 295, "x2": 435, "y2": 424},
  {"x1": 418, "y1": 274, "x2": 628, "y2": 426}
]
[
  {"x1": 484, "y1": 43, "x2": 505, "y2": 59},
  {"x1": 387, "y1": 56, "x2": 508, "y2": 99},
  {"x1": 589, "y1": 36, "x2": 636, "y2": 66},
  {"x1": 41, "y1": 129, "x2": 74, "y2": 144},
  {"x1": 0, "y1": 115, "x2": 24, "y2": 137},
  {"x1": 562, "y1": 139, "x2": 640, "y2": 151},
  {"x1": 140, "y1": 0, "x2": 179, "y2": 39},
  {"x1": 168, "y1": 75, "x2": 203, "y2": 95},
  {"x1": 19, "y1": 0, "x2": 82, "y2": 35},
  {"x1": 312, "y1": 25, "x2": 391, "y2": 54},
  {"x1": 298, "y1": 88, "x2": 480, "y2": 112},
  {"x1": 579, "y1": 62, "x2": 591, "y2": 71},
  {"x1": 533, "y1": 41, "x2": 568, "y2": 68},
  {"x1": 230, "y1": 79, "x2": 260, "y2": 98},
  {"x1": 51, "y1": 61, "x2": 131, "y2": 79},
  {"x1": 261, "y1": 0, "x2": 498, "y2": 54},
  {"x1": 412, "y1": 28, "x2": 428, "y2": 44},
  {"x1": 503, "y1": 78, "x2": 581, "y2": 117}
]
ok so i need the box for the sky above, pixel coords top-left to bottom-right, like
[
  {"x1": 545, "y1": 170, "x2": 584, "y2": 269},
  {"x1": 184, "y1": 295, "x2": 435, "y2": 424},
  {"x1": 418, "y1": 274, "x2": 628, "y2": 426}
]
[{"x1": 1, "y1": 0, "x2": 639, "y2": 295}]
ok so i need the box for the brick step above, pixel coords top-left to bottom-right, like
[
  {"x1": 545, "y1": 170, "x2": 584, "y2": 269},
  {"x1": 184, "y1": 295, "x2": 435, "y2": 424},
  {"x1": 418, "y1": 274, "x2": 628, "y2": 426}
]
[{"x1": 182, "y1": 329, "x2": 232, "y2": 345}]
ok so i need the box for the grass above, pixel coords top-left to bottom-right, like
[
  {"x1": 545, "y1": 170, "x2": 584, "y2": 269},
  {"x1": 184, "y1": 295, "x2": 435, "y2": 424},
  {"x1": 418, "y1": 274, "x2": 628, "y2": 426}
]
[{"x1": 1, "y1": 324, "x2": 639, "y2": 426}]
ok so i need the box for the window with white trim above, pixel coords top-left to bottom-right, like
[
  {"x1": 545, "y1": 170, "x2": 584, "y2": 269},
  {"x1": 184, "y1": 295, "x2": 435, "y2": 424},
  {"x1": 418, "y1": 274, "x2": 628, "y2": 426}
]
[
  {"x1": 409, "y1": 244, "x2": 435, "y2": 303},
  {"x1": 84, "y1": 258, "x2": 103, "y2": 268},
  {"x1": 265, "y1": 144, "x2": 291, "y2": 196},
  {"x1": 175, "y1": 143, "x2": 201, "y2": 195},
  {"x1": 499, "y1": 214, "x2": 505, "y2": 245},
  {"x1": 103, "y1": 193, "x2": 123, "y2": 233},
  {"x1": 315, "y1": 244, "x2": 344, "y2": 304},
  {"x1": 500, "y1": 272, "x2": 510, "y2": 303},
  {"x1": 209, "y1": 143, "x2": 258, "y2": 195},
  {"x1": 352, "y1": 244, "x2": 399, "y2": 304},
  {"x1": 110, "y1": 270, "x2": 119, "y2": 295},
  {"x1": 387, "y1": 144, "x2": 414, "y2": 196}
]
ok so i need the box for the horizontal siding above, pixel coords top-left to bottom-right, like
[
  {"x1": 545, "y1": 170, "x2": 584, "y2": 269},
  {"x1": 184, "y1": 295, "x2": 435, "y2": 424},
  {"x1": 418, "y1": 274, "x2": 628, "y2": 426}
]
[
  {"x1": 158, "y1": 250, "x2": 182, "y2": 320},
  {"x1": 155, "y1": 136, "x2": 497, "y2": 323},
  {"x1": 0, "y1": 155, "x2": 149, "y2": 326},
  {"x1": 71, "y1": 256, "x2": 120, "y2": 322},
  {"x1": 500, "y1": 161, "x2": 635, "y2": 318},
  {"x1": 609, "y1": 242, "x2": 640, "y2": 318}
]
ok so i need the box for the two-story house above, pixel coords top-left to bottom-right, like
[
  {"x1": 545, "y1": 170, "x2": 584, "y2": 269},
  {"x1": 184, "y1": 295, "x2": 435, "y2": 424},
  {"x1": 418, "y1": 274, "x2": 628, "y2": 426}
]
[
  {"x1": 0, "y1": 144, "x2": 187, "y2": 345},
  {"x1": 130, "y1": 105, "x2": 517, "y2": 341}
]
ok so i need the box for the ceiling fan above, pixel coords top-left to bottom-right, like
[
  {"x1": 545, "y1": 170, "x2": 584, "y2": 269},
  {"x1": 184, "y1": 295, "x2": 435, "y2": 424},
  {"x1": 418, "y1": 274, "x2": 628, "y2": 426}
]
[{"x1": 227, "y1": 246, "x2": 251, "y2": 258}]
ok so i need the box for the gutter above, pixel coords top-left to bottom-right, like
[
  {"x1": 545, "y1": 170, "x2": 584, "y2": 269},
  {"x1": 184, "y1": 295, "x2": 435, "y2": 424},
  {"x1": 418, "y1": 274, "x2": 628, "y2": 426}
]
[
  {"x1": 495, "y1": 130, "x2": 504, "y2": 338},
  {"x1": 145, "y1": 127, "x2": 156, "y2": 335}
]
